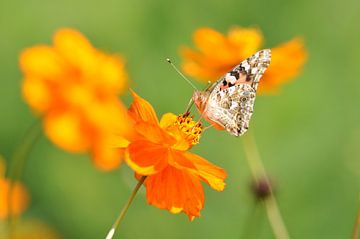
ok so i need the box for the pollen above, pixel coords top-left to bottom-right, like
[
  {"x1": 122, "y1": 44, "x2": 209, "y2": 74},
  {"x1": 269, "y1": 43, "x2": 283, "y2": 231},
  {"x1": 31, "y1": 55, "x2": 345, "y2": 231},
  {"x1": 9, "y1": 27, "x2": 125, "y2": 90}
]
[{"x1": 175, "y1": 112, "x2": 203, "y2": 145}]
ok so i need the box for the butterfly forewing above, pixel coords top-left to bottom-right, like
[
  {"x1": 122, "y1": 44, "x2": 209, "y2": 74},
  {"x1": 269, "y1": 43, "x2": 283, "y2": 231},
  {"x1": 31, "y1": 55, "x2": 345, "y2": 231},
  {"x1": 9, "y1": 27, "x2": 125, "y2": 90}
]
[{"x1": 203, "y1": 49, "x2": 271, "y2": 136}]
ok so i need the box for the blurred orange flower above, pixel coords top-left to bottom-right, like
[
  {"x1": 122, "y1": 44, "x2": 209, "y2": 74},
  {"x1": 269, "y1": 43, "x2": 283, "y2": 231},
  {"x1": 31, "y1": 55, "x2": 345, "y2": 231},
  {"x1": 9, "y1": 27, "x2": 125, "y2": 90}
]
[
  {"x1": 181, "y1": 27, "x2": 307, "y2": 93},
  {"x1": 20, "y1": 28, "x2": 131, "y2": 170},
  {"x1": 0, "y1": 220, "x2": 62, "y2": 239},
  {"x1": 0, "y1": 158, "x2": 29, "y2": 220},
  {"x1": 121, "y1": 91, "x2": 227, "y2": 220}
]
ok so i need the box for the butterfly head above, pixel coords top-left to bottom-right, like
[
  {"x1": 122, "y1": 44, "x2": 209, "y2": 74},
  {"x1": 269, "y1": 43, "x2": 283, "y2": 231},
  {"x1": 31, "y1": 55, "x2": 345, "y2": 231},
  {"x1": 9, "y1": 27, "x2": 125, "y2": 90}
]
[{"x1": 192, "y1": 90, "x2": 209, "y2": 113}]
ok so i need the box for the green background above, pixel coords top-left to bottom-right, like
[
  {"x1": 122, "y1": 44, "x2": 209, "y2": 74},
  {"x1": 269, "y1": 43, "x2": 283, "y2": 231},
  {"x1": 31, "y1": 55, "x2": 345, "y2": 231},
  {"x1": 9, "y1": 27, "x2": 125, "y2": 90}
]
[{"x1": 1, "y1": 0, "x2": 360, "y2": 238}]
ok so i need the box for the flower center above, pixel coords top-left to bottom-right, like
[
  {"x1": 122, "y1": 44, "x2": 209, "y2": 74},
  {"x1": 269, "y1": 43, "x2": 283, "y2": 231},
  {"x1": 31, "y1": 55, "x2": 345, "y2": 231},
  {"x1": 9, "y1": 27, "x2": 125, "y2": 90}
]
[{"x1": 175, "y1": 112, "x2": 202, "y2": 145}]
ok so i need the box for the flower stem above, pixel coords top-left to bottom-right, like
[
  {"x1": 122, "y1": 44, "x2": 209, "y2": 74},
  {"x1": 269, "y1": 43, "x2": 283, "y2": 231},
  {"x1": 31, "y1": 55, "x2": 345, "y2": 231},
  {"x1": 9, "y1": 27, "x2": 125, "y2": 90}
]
[
  {"x1": 242, "y1": 132, "x2": 290, "y2": 239},
  {"x1": 239, "y1": 202, "x2": 265, "y2": 239},
  {"x1": 7, "y1": 120, "x2": 42, "y2": 236},
  {"x1": 106, "y1": 176, "x2": 147, "y2": 239},
  {"x1": 352, "y1": 199, "x2": 360, "y2": 239}
]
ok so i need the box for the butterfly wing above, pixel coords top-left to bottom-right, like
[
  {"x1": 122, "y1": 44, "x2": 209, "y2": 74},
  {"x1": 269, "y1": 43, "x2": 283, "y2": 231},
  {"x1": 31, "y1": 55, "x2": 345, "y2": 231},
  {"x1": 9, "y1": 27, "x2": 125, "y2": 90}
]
[
  {"x1": 212, "y1": 49, "x2": 271, "y2": 92},
  {"x1": 204, "y1": 49, "x2": 271, "y2": 136}
]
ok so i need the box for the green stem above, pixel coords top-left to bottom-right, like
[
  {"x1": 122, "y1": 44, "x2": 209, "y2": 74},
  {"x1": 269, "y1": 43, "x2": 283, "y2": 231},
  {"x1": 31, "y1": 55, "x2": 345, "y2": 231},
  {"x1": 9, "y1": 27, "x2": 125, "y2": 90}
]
[
  {"x1": 240, "y1": 202, "x2": 264, "y2": 239},
  {"x1": 352, "y1": 201, "x2": 360, "y2": 239},
  {"x1": 7, "y1": 120, "x2": 42, "y2": 237},
  {"x1": 106, "y1": 176, "x2": 146, "y2": 239},
  {"x1": 242, "y1": 132, "x2": 290, "y2": 239}
]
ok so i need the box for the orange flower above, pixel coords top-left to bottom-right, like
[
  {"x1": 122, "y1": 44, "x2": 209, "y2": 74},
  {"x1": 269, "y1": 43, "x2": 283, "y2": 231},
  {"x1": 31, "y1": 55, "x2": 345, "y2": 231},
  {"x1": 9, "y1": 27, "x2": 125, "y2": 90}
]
[
  {"x1": 20, "y1": 28, "x2": 131, "y2": 170},
  {"x1": 122, "y1": 91, "x2": 227, "y2": 220},
  {"x1": 3, "y1": 220, "x2": 62, "y2": 239},
  {"x1": 0, "y1": 158, "x2": 29, "y2": 219},
  {"x1": 181, "y1": 27, "x2": 307, "y2": 93}
]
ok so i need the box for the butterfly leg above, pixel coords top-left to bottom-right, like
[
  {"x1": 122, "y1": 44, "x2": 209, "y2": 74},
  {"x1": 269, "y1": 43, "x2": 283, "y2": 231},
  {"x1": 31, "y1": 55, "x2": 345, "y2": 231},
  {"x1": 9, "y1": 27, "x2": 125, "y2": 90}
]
[{"x1": 203, "y1": 124, "x2": 213, "y2": 132}]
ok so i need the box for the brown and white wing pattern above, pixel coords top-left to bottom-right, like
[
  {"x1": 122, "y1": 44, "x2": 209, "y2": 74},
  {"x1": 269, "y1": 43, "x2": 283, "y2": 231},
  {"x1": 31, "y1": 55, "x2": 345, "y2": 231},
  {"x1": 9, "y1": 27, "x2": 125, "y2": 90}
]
[{"x1": 204, "y1": 49, "x2": 271, "y2": 136}]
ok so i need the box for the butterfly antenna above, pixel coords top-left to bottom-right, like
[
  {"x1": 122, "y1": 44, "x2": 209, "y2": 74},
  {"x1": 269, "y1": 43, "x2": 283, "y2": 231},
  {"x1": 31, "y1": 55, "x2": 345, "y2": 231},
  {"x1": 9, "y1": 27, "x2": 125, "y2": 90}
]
[
  {"x1": 166, "y1": 58, "x2": 198, "y2": 90},
  {"x1": 184, "y1": 97, "x2": 195, "y2": 114}
]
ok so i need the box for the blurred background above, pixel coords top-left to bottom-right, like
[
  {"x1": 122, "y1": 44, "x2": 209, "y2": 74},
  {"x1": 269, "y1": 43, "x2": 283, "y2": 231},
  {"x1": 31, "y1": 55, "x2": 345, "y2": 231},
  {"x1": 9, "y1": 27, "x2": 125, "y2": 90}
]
[{"x1": 1, "y1": 0, "x2": 360, "y2": 238}]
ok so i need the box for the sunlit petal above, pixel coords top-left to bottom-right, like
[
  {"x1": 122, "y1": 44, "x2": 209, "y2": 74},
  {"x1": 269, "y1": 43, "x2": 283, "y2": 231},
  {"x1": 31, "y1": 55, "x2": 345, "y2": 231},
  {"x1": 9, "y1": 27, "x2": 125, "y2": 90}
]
[
  {"x1": 145, "y1": 166, "x2": 204, "y2": 219},
  {"x1": 0, "y1": 178, "x2": 29, "y2": 219},
  {"x1": 128, "y1": 90, "x2": 159, "y2": 125},
  {"x1": 126, "y1": 140, "x2": 169, "y2": 175},
  {"x1": 44, "y1": 111, "x2": 91, "y2": 152},
  {"x1": 260, "y1": 37, "x2": 307, "y2": 93}
]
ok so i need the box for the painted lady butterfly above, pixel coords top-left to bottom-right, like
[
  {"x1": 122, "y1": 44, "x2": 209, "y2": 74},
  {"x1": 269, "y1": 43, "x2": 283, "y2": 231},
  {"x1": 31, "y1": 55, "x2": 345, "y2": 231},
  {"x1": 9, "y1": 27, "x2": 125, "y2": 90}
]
[{"x1": 192, "y1": 49, "x2": 271, "y2": 136}]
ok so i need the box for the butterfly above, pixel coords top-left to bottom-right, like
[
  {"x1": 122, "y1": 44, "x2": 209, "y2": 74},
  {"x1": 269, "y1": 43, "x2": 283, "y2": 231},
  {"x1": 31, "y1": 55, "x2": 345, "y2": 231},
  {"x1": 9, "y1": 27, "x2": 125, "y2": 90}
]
[{"x1": 192, "y1": 49, "x2": 271, "y2": 136}]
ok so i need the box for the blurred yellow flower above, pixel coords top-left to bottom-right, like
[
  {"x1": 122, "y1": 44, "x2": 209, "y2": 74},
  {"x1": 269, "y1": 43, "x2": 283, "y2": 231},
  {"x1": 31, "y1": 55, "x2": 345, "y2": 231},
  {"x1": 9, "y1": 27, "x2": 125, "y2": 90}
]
[
  {"x1": 20, "y1": 28, "x2": 131, "y2": 170},
  {"x1": 0, "y1": 159, "x2": 29, "y2": 220},
  {"x1": 181, "y1": 27, "x2": 307, "y2": 93}
]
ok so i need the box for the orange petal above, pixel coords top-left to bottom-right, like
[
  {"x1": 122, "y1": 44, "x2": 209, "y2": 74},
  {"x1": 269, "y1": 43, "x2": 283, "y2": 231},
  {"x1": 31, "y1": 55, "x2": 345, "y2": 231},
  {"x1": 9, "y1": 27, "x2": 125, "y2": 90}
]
[
  {"x1": 228, "y1": 27, "x2": 264, "y2": 59},
  {"x1": 19, "y1": 46, "x2": 64, "y2": 79},
  {"x1": 21, "y1": 77, "x2": 52, "y2": 114},
  {"x1": 184, "y1": 28, "x2": 236, "y2": 73},
  {"x1": 181, "y1": 58, "x2": 224, "y2": 81},
  {"x1": 126, "y1": 140, "x2": 169, "y2": 175},
  {"x1": 180, "y1": 26, "x2": 308, "y2": 91},
  {"x1": 193, "y1": 28, "x2": 233, "y2": 61},
  {"x1": 260, "y1": 37, "x2": 307, "y2": 93},
  {"x1": 44, "y1": 111, "x2": 91, "y2": 152},
  {"x1": 0, "y1": 179, "x2": 29, "y2": 219},
  {"x1": 84, "y1": 99, "x2": 132, "y2": 137},
  {"x1": 134, "y1": 121, "x2": 175, "y2": 145},
  {"x1": 181, "y1": 27, "x2": 265, "y2": 82},
  {"x1": 61, "y1": 83, "x2": 94, "y2": 109},
  {"x1": 181, "y1": 53, "x2": 230, "y2": 82},
  {"x1": 145, "y1": 166, "x2": 204, "y2": 219},
  {"x1": 168, "y1": 150, "x2": 196, "y2": 170},
  {"x1": 53, "y1": 28, "x2": 97, "y2": 72},
  {"x1": 91, "y1": 137, "x2": 124, "y2": 171},
  {"x1": 128, "y1": 90, "x2": 159, "y2": 125},
  {"x1": 181, "y1": 151, "x2": 226, "y2": 191},
  {"x1": 94, "y1": 54, "x2": 128, "y2": 95},
  {"x1": 108, "y1": 135, "x2": 130, "y2": 148}
]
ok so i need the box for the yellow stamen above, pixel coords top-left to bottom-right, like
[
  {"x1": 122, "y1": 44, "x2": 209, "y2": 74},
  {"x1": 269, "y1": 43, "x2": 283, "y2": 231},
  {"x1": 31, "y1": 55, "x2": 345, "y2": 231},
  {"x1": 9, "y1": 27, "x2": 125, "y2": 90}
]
[{"x1": 175, "y1": 113, "x2": 202, "y2": 145}]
